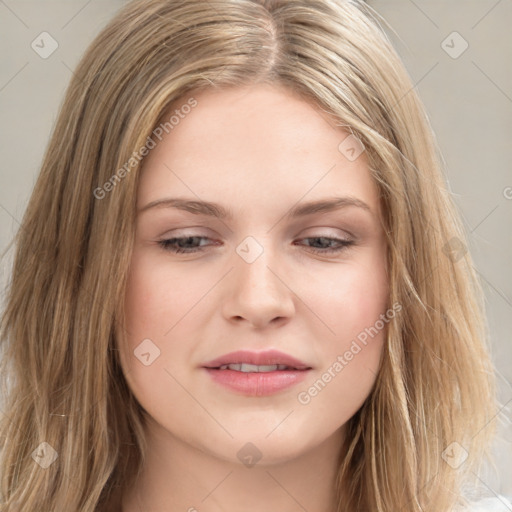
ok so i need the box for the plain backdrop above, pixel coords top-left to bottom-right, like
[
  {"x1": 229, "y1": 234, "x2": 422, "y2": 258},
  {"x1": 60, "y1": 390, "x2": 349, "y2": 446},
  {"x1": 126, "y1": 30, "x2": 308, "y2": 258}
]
[{"x1": 0, "y1": 0, "x2": 511, "y2": 500}]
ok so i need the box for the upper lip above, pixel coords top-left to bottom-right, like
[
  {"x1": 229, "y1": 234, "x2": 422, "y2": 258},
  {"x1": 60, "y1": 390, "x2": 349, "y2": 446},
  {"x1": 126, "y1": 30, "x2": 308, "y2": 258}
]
[{"x1": 202, "y1": 350, "x2": 311, "y2": 370}]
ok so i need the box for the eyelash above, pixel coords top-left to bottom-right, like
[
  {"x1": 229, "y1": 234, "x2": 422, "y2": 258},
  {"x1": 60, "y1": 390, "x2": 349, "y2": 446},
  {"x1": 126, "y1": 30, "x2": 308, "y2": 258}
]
[{"x1": 157, "y1": 236, "x2": 354, "y2": 255}]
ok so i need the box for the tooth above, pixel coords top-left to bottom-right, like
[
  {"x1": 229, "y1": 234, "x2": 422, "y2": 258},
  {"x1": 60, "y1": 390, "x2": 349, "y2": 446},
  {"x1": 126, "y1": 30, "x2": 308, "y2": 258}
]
[
  {"x1": 239, "y1": 363, "x2": 260, "y2": 372},
  {"x1": 221, "y1": 363, "x2": 290, "y2": 372},
  {"x1": 257, "y1": 365, "x2": 279, "y2": 372}
]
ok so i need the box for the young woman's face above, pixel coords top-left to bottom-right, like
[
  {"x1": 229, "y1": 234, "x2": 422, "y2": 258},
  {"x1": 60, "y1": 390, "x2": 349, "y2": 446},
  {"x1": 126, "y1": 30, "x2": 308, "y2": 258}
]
[{"x1": 119, "y1": 84, "x2": 389, "y2": 464}]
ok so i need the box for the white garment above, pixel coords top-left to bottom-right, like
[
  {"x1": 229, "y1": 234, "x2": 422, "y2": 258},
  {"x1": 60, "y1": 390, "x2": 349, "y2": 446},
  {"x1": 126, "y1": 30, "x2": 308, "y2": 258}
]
[{"x1": 466, "y1": 496, "x2": 512, "y2": 511}]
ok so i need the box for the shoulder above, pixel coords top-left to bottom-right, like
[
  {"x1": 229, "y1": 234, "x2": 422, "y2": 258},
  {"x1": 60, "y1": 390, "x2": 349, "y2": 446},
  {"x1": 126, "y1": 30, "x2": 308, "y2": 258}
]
[{"x1": 462, "y1": 496, "x2": 512, "y2": 511}]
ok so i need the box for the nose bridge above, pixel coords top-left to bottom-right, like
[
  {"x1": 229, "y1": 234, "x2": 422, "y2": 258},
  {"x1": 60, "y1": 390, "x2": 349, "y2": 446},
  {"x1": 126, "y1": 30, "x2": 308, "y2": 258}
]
[
  {"x1": 235, "y1": 235, "x2": 284, "y2": 296},
  {"x1": 223, "y1": 234, "x2": 295, "y2": 325}
]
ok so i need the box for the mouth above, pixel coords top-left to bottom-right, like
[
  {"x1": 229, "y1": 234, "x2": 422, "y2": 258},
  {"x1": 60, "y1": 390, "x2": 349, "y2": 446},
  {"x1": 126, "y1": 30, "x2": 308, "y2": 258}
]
[
  {"x1": 212, "y1": 363, "x2": 309, "y2": 372},
  {"x1": 202, "y1": 350, "x2": 312, "y2": 396},
  {"x1": 202, "y1": 349, "x2": 312, "y2": 372}
]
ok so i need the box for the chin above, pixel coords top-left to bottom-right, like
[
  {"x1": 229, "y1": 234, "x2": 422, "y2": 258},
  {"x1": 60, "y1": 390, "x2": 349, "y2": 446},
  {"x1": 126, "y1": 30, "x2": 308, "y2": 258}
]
[{"x1": 218, "y1": 426, "x2": 327, "y2": 466}]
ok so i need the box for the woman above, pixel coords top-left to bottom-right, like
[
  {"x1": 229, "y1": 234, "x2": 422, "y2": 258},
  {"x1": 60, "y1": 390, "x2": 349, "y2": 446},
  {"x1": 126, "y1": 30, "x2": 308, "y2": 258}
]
[{"x1": 1, "y1": 0, "x2": 509, "y2": 510}]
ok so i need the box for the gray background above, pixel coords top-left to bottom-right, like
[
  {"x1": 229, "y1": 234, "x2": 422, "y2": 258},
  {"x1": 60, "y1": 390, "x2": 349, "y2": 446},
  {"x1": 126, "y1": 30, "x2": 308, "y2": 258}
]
[{"x1": 1, "y1": 0, "x2": 511, "y2": 501}]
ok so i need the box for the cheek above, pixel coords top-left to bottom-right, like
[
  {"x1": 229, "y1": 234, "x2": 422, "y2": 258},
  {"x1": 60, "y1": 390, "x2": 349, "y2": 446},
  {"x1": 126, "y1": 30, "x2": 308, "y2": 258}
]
[
  {"x1": 119, "y1": 254, "x2": 183, "y2": 381},
  {"x1": 302, "y1": 252, "x2": 388, "y2": 402},
  {"x1": 118, "y1": 255, "x2": 190, "y2": 413},
  {"x1": 311, "y1": 255, "x2": 389, "y2": 346},
  {"x1": 119, "y1": 251, "x2": 221, "y2": 392},
  {"x1": 295, "y1": 289, "x2": 388, "y2": 426},
  {"x1": 122, "y1": 253, "x2": 204, "y2": 341}
]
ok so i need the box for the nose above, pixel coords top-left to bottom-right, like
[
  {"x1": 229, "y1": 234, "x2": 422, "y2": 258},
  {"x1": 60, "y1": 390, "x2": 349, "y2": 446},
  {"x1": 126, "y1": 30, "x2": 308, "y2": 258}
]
[{"x1": 221, "y1": 244, "x2": 296, "y2": 329}]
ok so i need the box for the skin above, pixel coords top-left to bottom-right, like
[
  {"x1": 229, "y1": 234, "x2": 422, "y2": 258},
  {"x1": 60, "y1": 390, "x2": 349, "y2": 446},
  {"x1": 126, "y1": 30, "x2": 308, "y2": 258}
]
[{"x1": 118, "y1": 83, "x2": 389, "y2": 512}]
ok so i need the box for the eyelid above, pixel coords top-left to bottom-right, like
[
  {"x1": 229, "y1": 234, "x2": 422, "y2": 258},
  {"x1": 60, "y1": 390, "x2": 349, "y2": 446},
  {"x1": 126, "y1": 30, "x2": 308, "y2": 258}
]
[
  {"x1": 159, "y1": 226, "x2": 214, "y2": 238},
  {"x1": 162, "y1": 223, "x2": 356, "y2": 237},
  {"x1": 300, "y1": 226, "x2": 355, "y2": 238}
]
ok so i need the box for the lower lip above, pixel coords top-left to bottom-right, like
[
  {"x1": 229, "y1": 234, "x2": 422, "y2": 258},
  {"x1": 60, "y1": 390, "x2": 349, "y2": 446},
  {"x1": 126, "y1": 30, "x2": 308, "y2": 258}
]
[{"x1": 203, "y1": 368, "x2": 310, "y2": 396}]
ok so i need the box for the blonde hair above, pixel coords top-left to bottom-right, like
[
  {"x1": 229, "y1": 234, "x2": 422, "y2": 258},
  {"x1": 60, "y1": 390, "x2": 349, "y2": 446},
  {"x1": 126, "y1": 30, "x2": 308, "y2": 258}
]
[{"x1": 0, "y1": 0, "x2": 498, "y2": 510}]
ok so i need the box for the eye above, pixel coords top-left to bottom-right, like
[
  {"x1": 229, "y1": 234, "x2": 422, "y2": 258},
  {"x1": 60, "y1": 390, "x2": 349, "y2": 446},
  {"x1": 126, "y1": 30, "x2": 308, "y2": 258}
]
[
  {"x1": 157, "y1": 235, "x2": 354, "y2": 255},
  {"x1": 158, "y1": 236, "x2": 211, "y2": 254},
  {"x1": 295, "y1": 236, "x2": 355, "y2": 254}
]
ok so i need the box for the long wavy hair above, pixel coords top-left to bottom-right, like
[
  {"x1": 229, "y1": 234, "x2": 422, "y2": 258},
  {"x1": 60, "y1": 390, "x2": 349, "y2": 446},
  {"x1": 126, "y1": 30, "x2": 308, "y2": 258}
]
[{"x1": 0, "y1": 0, "x2": 498, "y2": 510}]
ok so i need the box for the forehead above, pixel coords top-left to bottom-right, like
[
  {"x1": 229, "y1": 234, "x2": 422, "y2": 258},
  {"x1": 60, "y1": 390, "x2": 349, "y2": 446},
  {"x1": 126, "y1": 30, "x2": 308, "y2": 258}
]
[
  {"x1": 137, "y1": 84, "x2": 380, "y2": 220},
  {"x1": 151, "y1": 84, "x2": 347, "y2": 161}
]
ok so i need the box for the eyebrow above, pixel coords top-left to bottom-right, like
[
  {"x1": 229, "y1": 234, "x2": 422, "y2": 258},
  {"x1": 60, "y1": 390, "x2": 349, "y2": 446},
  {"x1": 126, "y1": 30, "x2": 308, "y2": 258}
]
[{"x1": 138, "y1": 196, "x2": 372, "y2": 219}]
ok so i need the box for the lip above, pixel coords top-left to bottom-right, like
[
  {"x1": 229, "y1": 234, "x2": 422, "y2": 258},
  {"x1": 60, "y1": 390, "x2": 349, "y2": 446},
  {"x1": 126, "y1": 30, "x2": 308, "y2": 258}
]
[{"x1": 201, "y1": 350, "x2": 312, "y2": 397}]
